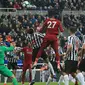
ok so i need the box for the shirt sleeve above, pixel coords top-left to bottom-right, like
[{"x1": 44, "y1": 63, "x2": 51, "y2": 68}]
[
  {"x1": 67, "y1": 36, "x2": 72, "y2": 45},
  {"x1": 59, "y1": 21, "x2": 64, "y2": 32},
  {"x1": 3, "y1": 46, "x2": 14, "y2": 52},
  {"x1": 36, "y1": 32, "x2": 45, "y2": 38}
]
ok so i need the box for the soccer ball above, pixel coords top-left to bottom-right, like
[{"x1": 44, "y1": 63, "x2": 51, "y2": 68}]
[
  {"x1": 22, "y1": 1, "x2": 30, "y2": 8},
  {"x1": 22, "y1": 1, "x2": 36, "y2": 8}
]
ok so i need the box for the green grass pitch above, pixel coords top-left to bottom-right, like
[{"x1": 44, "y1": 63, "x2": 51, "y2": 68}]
[{"x1": 0, "y1": 82, "x2": 80, "y2": 85}]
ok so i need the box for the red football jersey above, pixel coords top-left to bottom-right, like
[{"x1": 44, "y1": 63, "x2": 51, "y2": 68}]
[
  {"x1": 21, "y1": 47, "x2": 32, "y2": 64},
  {"x1": 42, "y1": 18, "x2": 64, "y2": 35}
]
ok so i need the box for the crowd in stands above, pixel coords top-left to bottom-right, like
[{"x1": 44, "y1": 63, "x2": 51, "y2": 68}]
[
  {"x1": 0, "y1": 13, "x2": 47, "y2": 47},
  {"x1": 0, "y1": 0, "x2": 85, "y2": 10},
  {"x1": 64, "y1": 0, "x2": 85, "y2": 10},
  {"x1": 0, "y1": 0, "x2": 65, "y2": 10},
  {"x1": 63, "y1": 13, "x2": 85, "y2": 34}
]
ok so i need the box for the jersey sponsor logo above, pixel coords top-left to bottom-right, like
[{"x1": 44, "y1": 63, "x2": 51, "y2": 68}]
[{"x1": 27, "y1": 52, "x2": 32, "y2": 54}]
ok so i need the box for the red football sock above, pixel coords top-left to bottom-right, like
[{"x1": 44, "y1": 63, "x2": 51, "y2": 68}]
[
  {"x1": 22, "y1": 71, "x2": 26, "y2": 84},
  {"x1": 55, "y1": 52, "x2": 60, "y2": 65}
]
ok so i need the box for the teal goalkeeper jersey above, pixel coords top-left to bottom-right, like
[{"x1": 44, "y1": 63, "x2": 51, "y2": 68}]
[{"x1": 0, "y1": 46, "x2": 14, "y2": 64}]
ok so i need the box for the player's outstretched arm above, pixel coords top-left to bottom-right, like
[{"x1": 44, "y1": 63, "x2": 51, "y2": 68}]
[{"x1": 3, "y1": 42, "x2": 15, "y2": 52}]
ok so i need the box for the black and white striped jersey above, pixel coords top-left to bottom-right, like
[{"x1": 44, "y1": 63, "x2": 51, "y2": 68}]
[
  {"x1": 83, "y1": 35, "x2": 85, "y2": 43},
  {"x1": 5, "y1": 47, "x2": 21, "y2": 63},
  {"x1": 67, "y1": 34, "x2": 81, "y2": 61},
  {"x1": 6, "y1": 51, "x2": 17, "y2": 63},
  {"x1": 27, "y1": 32, "x2": 45, "y2": 49}
]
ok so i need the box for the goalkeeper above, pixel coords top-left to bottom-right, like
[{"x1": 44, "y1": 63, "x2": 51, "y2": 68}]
[{"x1": 0, "y1": 42, "x2": 18, "y2": 85}]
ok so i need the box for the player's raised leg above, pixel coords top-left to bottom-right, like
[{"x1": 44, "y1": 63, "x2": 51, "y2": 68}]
[
  {"x1": 51, "y1": 39, "x2": 60, "y2": 70},
  {"x1": 33, "y1": 40, "x2": 49, "y2": 66},
  {"x1": 21, "y1": 69, "x2": 26, "y2": 85}
]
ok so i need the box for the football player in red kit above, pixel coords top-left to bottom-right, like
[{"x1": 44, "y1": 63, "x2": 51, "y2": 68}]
[
  {"x1": 21, "y1": 43, "x2": 32, "y2": 85},
  {"x1": 33, "y1": 9, "x2": 64, "y2": 70}
]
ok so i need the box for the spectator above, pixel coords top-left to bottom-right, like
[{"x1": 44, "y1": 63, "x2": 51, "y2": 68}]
[
  {"x1": 0, "y1": 0, "x2": 65, "y2": 10},
  {"x1": 14, "y1": 1, "x2": 21, "y2": 9},
  {"x1": 30, "y1": 15, "x2": 36, "y2": 24},
  {"x1": 8, "y1": 2, "x2": 14, "y2": 8},
  {"x1": 22, "y1": 19, "x2": 28, "y2": 28}
]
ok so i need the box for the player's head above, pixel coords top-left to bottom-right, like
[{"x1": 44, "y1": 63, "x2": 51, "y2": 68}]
[
  {"x1": 69, "y1": 27, "x2": 77, "y2": 34},
  {"x1": 5, "y1": 35, "x2": 12, "y2": 42},
  {"x1": 48, "y1": 9, "x2": 56, "y2": 18},
  {"x1": 26, "y1": 28, "x2": 34, "y2": 34},
  {"x1": 28, "y1": 43, "x2": 31, "y2": 48}
]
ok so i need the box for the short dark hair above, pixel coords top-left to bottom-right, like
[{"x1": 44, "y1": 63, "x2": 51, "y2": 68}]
[
  {"x1": 48, "y1": 9, "x2": 56, "y2": 17},
  {"x1": 69, "y1": 27, "x2": 77, "y2": 33},
  {"x1": 28, "y1": 28, "x2": 34, "y2": 34}
]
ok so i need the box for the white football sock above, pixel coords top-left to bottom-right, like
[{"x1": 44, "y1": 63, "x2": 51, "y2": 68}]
[
  {"x1": 64, "y1": 75, "x2": 69, "y2": 85},
  {"x1": 58, "y1": 75, "x2": 64, "y2": 85},
  {"x1": 4, "y1": 77, "x2": 8, "y2": 84},
  {"x1": 76, "y1": 72, "x2": 85, "y2": 85},
  {"x1": 48, "y1": 62, "x2": 55, "y2": 75},
  {"x1": 32, "y1": 67, "x2": 36, "y2": 80},
  {"x1": 46, "y1": 76, "x2": 52, "y2": 85}
]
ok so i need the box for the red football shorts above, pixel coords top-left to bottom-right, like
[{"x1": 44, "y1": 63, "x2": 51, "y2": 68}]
[
  {"x1": 23, "y1": 63, "x2": 32, "y2": 71},
  {"x1": 36, "y1": 35, "x2": 58, "y2": 59},
  {"x1": 41, "y1": 35, "x2": 58, "y2": 52}
]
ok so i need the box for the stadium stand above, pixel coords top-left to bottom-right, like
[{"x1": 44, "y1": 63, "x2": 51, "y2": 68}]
[
  {"x1": 0, "y1": 0, "x2": 65, "y2": 10},
  {"x1": 1, "y1": 0, "x2": 85, "y2": 10},
  {"x1": 64, "y1": 0, "x2": 85, "y2": 10}
]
